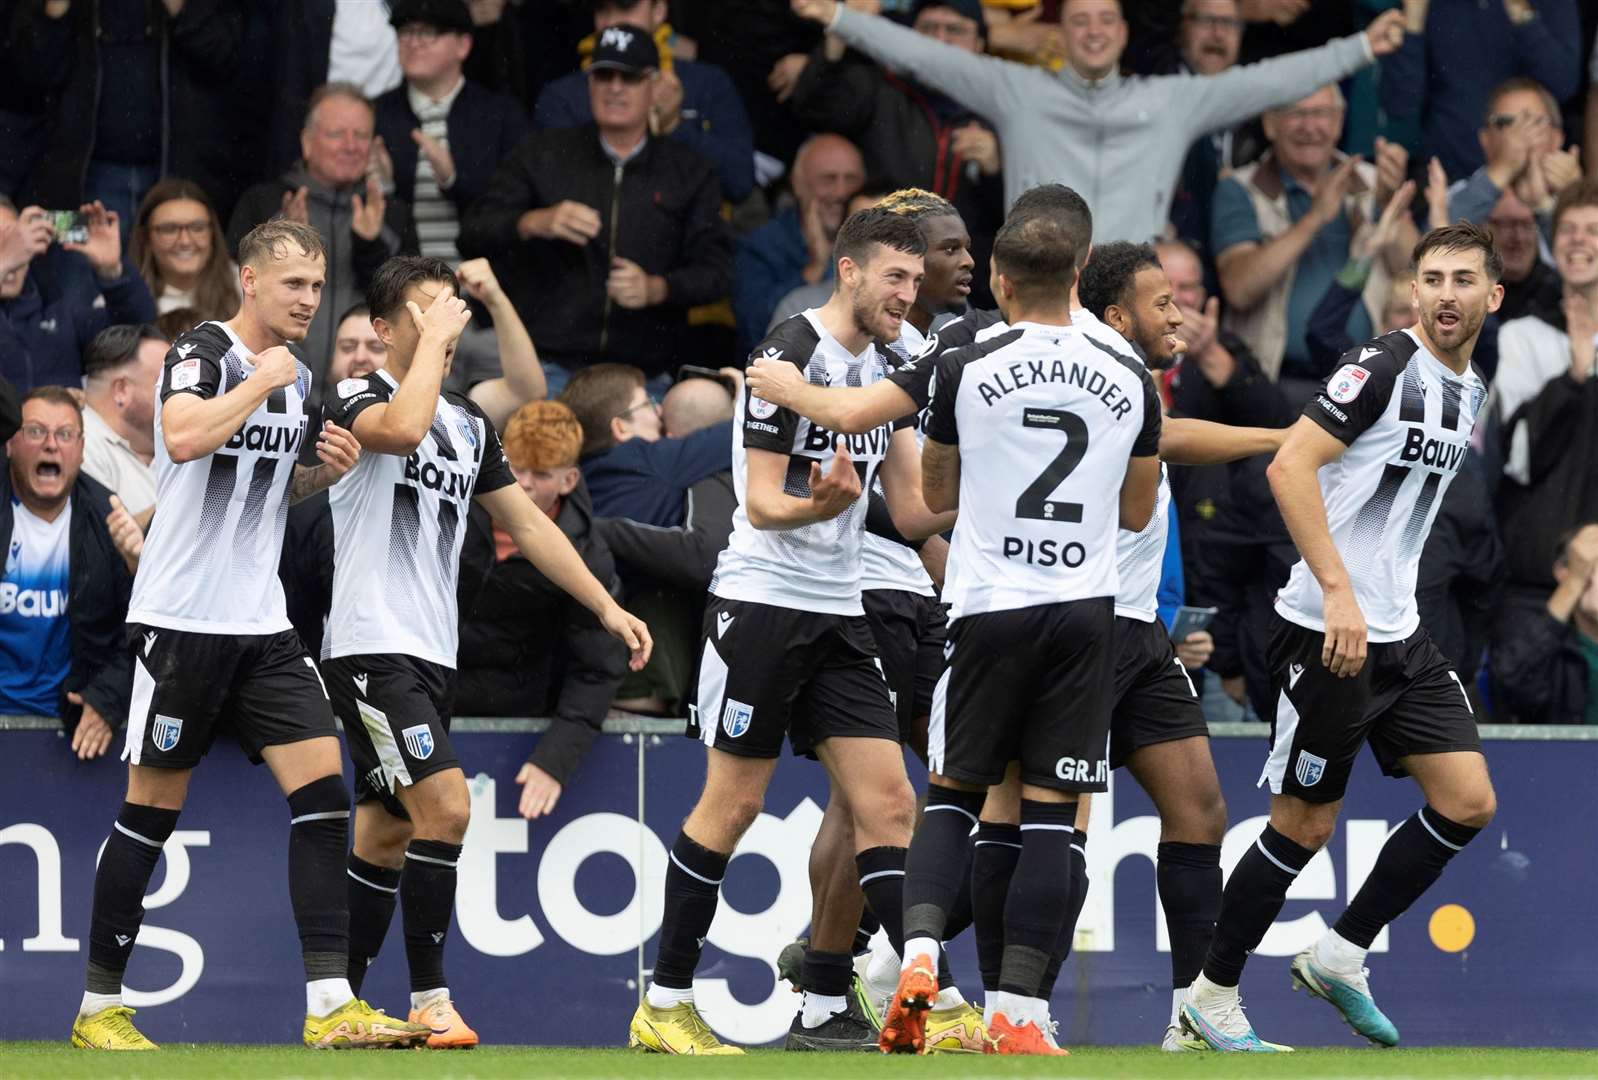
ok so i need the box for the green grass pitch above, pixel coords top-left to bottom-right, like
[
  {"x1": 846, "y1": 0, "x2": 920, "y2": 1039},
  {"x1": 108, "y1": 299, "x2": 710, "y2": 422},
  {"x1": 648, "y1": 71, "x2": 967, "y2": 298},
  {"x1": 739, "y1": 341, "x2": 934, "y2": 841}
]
[{"x1": 2, "y1": 1045, "x2": 1593, "y2": 1080}]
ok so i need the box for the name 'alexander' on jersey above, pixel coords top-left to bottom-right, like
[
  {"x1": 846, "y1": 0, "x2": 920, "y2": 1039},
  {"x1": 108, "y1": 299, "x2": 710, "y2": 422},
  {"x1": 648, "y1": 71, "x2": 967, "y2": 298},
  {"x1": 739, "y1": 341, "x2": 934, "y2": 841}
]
[{"x1": 962, "y1": 346, "x2": 1140, "y2": 421}]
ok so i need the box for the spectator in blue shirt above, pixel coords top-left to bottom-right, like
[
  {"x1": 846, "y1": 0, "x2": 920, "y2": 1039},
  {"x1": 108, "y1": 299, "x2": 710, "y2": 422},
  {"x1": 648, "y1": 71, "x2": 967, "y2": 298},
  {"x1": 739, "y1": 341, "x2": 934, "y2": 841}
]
[
  {"x1": 734, "y1": 133, "x2": 863, "y2": 352},
  {"x1": 533, "y1": 0, "x2": 754, "y2": 204},
  {"x1": 559, "y1": 362, "x2": 734, "y2": 528},
  {"x1": 1380, "y1": 0, "x2": 1582, "y2": 181},
  {"x1": 1211, "y1": 84, "x2": 1414, "y2": 395},
  {"x1": 0, "y1": 199, "x2": 157, "y2": 392}
]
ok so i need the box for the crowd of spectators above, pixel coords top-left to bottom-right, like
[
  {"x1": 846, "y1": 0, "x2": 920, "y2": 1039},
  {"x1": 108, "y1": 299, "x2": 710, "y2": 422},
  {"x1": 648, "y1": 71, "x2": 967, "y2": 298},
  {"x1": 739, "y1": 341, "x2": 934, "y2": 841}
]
[{"x1": 4, "y1": 0, "x2": 1597, "y2": 811}]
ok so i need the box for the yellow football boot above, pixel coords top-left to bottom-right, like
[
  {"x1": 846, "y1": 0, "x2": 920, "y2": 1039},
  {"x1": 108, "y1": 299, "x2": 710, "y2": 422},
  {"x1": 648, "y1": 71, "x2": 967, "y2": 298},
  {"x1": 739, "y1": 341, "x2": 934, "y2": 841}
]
[
  {"x1": 70, "y1": 1006, "x2": 158, "y2": 1050},
  {"x1": 303, "y1": 998, "x2": 432, "y2": 1049},
  {"x1": 628, "y1": 1000, "x2": 744, "y2": 1055}
]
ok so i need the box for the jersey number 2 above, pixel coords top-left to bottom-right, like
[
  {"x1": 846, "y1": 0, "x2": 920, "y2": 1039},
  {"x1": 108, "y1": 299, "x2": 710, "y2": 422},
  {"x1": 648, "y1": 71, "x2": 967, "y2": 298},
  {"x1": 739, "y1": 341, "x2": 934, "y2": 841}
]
[{"x1": 1016, "y1": 408, "x2": 1088, "y2": 523}]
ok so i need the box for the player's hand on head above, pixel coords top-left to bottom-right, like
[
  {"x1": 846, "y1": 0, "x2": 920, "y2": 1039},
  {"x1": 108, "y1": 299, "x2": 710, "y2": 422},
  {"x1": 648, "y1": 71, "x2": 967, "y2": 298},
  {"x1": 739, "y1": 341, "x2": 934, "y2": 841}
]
[
  {"x1": 515, "y1": 761, "x2": 563, "y2": 819},
  {"x1": 745, "y1": 353, "x2": 801, "y2": 405},
  {"x1": 250, "y1": 345, "x2": 300, "y2": 390},
  {"x1": 67, "y1": 694, "x2": 115, "y2": 761},
  {"x1": 408, "y1": 285, "x2": 472, "y2": 343},
  {"x1": 315, "y1": 421, "x2": 361, "y2": 480},
  {"x1": 603, "y1": 604, "x2": 654, "y2": 670},
  {"x1": 1320, "y1": 587, "x2": 1368, "y2": 678}
]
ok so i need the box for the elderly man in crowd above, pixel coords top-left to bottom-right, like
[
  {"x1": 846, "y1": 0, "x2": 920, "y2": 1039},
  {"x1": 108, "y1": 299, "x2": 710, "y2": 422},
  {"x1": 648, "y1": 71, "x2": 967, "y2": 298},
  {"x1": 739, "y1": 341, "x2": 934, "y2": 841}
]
[
  {"x1": 230, "y1": 83, "x2": 418, "y2": 383},
  {"x1": 1, "y1": 385, "x2": 133, "y2": 760},
  {"x1": 461, "y1": 25, "x2": 732, "y2": 393},
  {"x1": 790, "y1": 0, "x2": 1407, "y2": 242},
  {"x1": 1212, "y1": 84, "x2": 1415, "y2": 395}
]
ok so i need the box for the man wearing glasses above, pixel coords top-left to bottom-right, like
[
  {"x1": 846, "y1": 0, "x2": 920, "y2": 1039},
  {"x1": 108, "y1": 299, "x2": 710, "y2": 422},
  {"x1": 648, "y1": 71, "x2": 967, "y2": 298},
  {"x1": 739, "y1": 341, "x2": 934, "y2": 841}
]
[
  {"x1": 460, "y1": 25, "x2": 733, "y2": 398},
  {"x1": 0, "y1": 384, "x2": 133, "y2": 763}
]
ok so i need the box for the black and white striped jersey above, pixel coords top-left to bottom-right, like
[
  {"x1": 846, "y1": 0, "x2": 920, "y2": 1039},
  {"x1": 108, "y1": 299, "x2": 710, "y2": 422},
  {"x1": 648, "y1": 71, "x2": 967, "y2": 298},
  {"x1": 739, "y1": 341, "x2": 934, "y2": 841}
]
[
  {"x1": 324, "y1": 369, "x2": 515, "y2": 667},
  {"x1": 127, "y1": 322, "x2": 312, "y2": 635},
  {"x1": 1276, "y1": 329, "x2": 1487, "y2": 642},
  {"x1": 862, "y1": 322, "x2": 934, "y2": 597},
  {"x1": 711, "y1": 310, "x2": 907, "y2": 615},
  {"x1": 925, "y1": 319, "x2": 1162, "y2": 620}
]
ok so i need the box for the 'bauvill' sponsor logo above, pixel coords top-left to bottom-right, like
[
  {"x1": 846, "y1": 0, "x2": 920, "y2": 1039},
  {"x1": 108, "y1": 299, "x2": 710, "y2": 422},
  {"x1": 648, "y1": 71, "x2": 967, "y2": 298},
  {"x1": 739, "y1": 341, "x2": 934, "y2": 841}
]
[
  {"x1": 406, "y1": 453, "x2": 476, "y2": 500},
  {"x1": 224, "y1": 420, "x2": 305, "y2": 455},
  {"x1": 1399, "y1": 428, "x2": 1468, "y2": 472}
]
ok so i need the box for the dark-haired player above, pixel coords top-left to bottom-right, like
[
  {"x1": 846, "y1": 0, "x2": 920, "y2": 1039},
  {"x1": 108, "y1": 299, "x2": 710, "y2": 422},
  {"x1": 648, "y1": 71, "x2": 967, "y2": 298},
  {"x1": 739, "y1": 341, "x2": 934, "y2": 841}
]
[
  {"x1": 629, "y1": 207, "x2": 953, "y2": 1055},
  {"x1": 324, "y1": 256, "x2": 651, "y2": 1047},
  {"x1": 1182, "y1": 224, "x2": 1503, "y2": 1052},
  {"x1": 72, "y1": 221, "x2": 431, "y2": 1051}
]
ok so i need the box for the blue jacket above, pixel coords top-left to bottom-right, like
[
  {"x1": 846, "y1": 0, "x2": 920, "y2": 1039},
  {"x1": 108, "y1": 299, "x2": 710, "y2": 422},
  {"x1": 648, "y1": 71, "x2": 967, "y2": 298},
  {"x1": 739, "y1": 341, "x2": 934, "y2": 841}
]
[
  {"x1": 1379, "y1": 0, "x2": 1581, "y2": 179},
  {"x1": 1157, "y1": 499, "x2": 1184, "y2": 633},
  {"x1": 735, "y1": 206, "x2": 829, "y2": 354},
  {"x1": 0, "y1": 257, "x2": 156, "y2": 392},
  {"x1": 581, "y1": 422, "x2": 733, "y2": 528},
  {"x1": 533, "y1": 59, "x2": 754, "y2": 204}
]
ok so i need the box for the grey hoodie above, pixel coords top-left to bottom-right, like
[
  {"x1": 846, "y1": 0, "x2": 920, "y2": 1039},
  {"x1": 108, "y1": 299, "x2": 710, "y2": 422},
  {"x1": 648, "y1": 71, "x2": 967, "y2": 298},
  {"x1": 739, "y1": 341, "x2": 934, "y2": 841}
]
[{"x1": 827, "y1": 6, "x2": 1373, "y2": 243}]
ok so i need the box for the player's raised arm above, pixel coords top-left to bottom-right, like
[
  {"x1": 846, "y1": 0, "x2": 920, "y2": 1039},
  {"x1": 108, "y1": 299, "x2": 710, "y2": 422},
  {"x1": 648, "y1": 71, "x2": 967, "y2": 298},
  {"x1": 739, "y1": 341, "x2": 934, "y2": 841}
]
[
  {"x1": 1159, "y1": 416, "x2": 1288, "y2": 466},
  {"x1": 1267, "y1": 416, "x2": 1364, "y2": 677},
  {"x1": 460, "y1": 258, "x2": 545, "y2": 432},
  {"x1": 745, "y1": 354, "x2": 918, "y2": 434},
  {"x1": 878, "y1": 425, "x2": 956, "y2": 537},
  {"x1": 476, "y1": 482, "x2": 653, "y2": 671},
  {"x1": 349, "y1": 285, "x2": 471, "y2": 454}
]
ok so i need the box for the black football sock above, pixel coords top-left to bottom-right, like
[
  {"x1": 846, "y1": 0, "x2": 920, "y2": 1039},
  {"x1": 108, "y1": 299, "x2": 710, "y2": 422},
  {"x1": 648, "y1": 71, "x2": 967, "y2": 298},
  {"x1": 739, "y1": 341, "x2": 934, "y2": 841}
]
[
  {"x1": 1040, "y1": 830, "x2": 1090, "y2": 996},
  {"x1": 902, "y1": 785, "x2": 985, "y2": 947},
  {"x1": 802, "y1": 947, "x2": 853, "y2": 1000},
  {"x1": 856, "y1": 846, "x2": 908, "y2": 954},
  {"x1": 345, "y1": 854, "x2": 400, "y2": 996},
  {"x1": 1333, "y1": 806, "x2": 1481, "y2": 949},
  {"x1": 402, "y1": 839, "x2": 462, "y2": 993},
  {"x1": 998, "y1": 800, "x2": 1077, "y2": 998},
  {"x1": 86, "y1": 803, "x2": 181, "y2": 994},
  {"x1": 971, "y1": 821, "x2": 1021, "y2": 993},
  {"x1": 653, "y1": 832, "x2": 730, "y2": 989},
  {"x1": 1158, "y1": 841, "x2": 1222, "y2": 989},
  {"x1": 941, "y1": 831, "x2": 978, "y2": 943},
  {"x1": 852, "y1": 911, "x2": 880, "y2": 956},
  {"x1": 1203, "y1": 824, "x2": 1315, "y2": 988},
  {"x1": 286, "y1": 776, "x2": 352, "y2": 982}
]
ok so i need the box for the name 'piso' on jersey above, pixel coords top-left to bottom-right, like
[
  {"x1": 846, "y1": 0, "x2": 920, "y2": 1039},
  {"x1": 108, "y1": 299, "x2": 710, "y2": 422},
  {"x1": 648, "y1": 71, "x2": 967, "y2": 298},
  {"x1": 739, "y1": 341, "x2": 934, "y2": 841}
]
[
  {"x1": 324, "y1": 370, "x2": 514, "y2": 667},
  {"x1": 127, "y1": 321, "x2": 312, "y2": 636},
  {"x1": 925, "y1": 320, "x2": 1162, "y2": 620},
  {"x1": 711, "y1": 309, "x2": 909, "y2": 616},
  {"x1": 1277, "y1": 328, "x2": 1487, "y2": 642}
]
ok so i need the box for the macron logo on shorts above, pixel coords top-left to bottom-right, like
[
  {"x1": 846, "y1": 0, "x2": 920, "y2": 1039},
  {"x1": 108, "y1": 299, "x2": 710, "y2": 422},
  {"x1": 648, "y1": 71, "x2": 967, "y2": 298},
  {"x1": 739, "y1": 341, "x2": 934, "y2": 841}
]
[
  {"x1": 721, "y1": 699, "x2": 753, "y2": 739},
  {"x1": 716, "y1": 611, "x2": 735, "y2": 639},
  {"x1": 1288, "y1": 662, "x2": 1305, "y2": 689},
  {"x1": 1295, "y1": 750, "x2": 1327, "y2": 787}
]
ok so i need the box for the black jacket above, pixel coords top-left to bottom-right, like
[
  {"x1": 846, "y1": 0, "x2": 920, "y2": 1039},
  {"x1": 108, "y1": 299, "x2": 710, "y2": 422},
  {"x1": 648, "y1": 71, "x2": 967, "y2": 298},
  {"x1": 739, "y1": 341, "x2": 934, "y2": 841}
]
[
  {"x1": 595, "y1": 469, "x2": 735, "y2": 593},
  {"x1": 786, "y1": 46, "x2": 1003, "y2": 308},
  {"x1": 15, "y1": 0, "x2": 267, "y2": 223},
  {"x1": 455, "y1": 481, "x2": 626, "y2": 786},
  {"x1": 1416, "y1": 455, "x2": 1503, "y2": 685},
  {"x1": 373, "y1": 79, "x2": 529, "y2": 221},
  {"x1": 280, "y1": 489, "x2": 333, "y2": 661},
  {"x1": 0, "y1": 456, "x2": 133, "y2": 732},
  {"x1": 1491, "y1": 586, "x2": 1595, "y2": 725},
  {"x1": 1497, "y1": 361, "x2": 1598, "y2": 591},
  {"x1": 458, "y1": 125, "x2": 732, "y2": 379}
]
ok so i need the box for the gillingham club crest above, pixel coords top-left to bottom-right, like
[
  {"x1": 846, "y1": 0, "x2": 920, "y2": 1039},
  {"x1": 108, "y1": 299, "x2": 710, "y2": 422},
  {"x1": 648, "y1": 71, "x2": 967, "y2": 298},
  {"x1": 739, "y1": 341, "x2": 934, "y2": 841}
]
[
  {"x1": 721, "y1": 699, "x2": 753, "y2": 739},
  {"x1": 403, "y1": 723, "x2": 435, "y2": 760},
  {"x1": 1295, "y1": 749, "x2": 1327, "y2": 787},
  {"x1": 152, "y1": 714, "x2": 183, "y2": 753}
]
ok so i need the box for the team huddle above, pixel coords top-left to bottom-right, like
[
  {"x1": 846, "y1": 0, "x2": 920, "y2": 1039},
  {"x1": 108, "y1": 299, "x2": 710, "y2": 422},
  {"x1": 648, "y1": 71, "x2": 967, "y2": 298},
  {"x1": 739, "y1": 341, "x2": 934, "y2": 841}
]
[{"x1": 68, "y1": 179, "x2": 1503, "y2": 1055}]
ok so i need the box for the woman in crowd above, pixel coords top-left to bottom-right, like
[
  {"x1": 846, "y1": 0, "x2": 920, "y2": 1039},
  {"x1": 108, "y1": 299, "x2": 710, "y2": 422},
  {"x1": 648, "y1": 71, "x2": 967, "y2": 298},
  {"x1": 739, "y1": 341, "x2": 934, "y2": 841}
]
[{"x1": 129, "y1": 178, "x2": 240, "y2": 322}]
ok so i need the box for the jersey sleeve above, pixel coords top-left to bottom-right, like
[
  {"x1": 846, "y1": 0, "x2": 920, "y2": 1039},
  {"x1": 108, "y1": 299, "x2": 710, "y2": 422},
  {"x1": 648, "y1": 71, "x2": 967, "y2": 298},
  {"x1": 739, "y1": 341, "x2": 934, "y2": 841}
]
[
  {"x1": 159, "y1": 329, "x2": 225, "y2": 403},
  {"x1": 1133, "y1": 367, "x2": 1163, "y2": 457},
  {"x1": 472, "y1": 412, "x2": 516, "y2": 496},
  {"x1": 1304, "y1": 340, "x2": 1403, "y2": 445},
  {"x1": 923, "y1": 345, "x2": 970, "y2": 445},
  {"x1": 743, "y1": 338, "x2": 806, "y2": 454},
  {"x1": 326, "y1": 373, "x2": 393, "y2": 430}
]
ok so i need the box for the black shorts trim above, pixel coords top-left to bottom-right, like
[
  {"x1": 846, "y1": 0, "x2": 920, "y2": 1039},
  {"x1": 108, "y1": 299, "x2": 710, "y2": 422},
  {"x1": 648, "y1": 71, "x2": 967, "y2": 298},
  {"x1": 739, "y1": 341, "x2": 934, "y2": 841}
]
[
  {"x1": 1261, "y1": 615, "x2": 1481, "y2": 803},
  {"x1": 690, "y1": 597, "x2": 899, "y2": 760},
  {"x1": 124, "y1": 624, "x2": 336, "y2": 769},
  {"x1": 325, "y1": 653, "x2": 459, "y2": 818},
  {"x1": 1109, "y1": 616, "x2": 1210, "y2": 770}
]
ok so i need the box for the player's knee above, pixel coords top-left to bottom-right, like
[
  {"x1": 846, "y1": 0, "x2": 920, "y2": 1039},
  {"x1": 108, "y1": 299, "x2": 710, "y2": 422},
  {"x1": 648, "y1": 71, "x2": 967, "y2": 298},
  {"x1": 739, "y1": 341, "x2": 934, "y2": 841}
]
[
  {"x1": 1440, "y1": 788, "x2": 1496, "y2": 830},
  {"x1": 719, "y1": 792, "x2": 765, "y2": 837},
  {"x1": 1189, "y1": 787, "x2": 1228, "y2": 845},
  {"x1": 856, "y1": 778, "x2": 917, "y2": 843}
]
